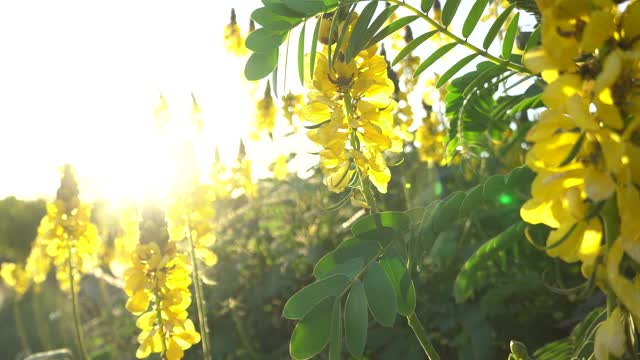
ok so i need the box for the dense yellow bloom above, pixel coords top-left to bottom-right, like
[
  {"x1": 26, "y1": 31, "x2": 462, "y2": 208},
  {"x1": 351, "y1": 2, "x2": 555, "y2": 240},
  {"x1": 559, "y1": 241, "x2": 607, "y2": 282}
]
[
  {"x1": 36, "y1": 165, "x2": 101, "y2": 293},
  {"x1": 522, "y1": 1, "x2": 640, "y2": 344},
  {"x1": 224, "y1": 9, "x2": 245, "y2": 56},
  {"x1": 124, "y1": 203, "x2": 200, "y2": 360},
  {"x1": 301, "y1": 13, "x2": 400, "y2": 194}
]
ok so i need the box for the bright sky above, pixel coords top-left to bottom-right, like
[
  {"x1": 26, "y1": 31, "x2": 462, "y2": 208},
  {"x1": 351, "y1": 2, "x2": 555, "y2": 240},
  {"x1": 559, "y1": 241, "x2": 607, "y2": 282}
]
[
  {"x1": 0, "y1": 0, "x2": 264, "y2": 202},
  {"x1": 0, "y1": 0, "x2": 533, "y2": 203}
]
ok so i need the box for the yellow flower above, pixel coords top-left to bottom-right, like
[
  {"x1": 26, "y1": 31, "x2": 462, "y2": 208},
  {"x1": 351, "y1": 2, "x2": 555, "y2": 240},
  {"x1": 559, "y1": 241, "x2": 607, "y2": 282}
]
[
  {"x1": 224, "y1": 9, "x2": 245, "y2": 56},
  {"x1": 251, "y1": 81, "x2": 276, "y2": 140},
  {"x1": 416, "y1": 111, "x2": 447, "y2": 166},
  {"x1": 35, "y1": 165, "x2": 101, "y2": 293},
  {"x1": 124, "y1": 203, "x2": 200, "y2": 360},
  {"x1": 109, "y1": 205, "x2": 141, "y2": 279},
  {"x1": 594, "y1": 307, "x2": 626, "y2": 360},
  {"x1": 0, "y1": 263, "x2": 31, "y2": 296},
  {"x1": 301, "y1": 15, "x2": 398, "y2": 194},
  {"x1": 282, "y1": 92, "x2": 303, "y2": 125}
]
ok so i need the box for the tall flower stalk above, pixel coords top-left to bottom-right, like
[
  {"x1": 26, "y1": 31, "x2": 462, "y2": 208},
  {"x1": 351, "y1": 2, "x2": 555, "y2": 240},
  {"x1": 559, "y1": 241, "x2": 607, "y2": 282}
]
[{"x1": 124, "y1": 200, "x2": 201, "y2": 360}]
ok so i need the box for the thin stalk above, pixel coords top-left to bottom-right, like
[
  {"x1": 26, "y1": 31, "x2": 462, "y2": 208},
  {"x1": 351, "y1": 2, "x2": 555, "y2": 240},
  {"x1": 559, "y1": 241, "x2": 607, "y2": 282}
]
[
  {"x1": 355, "y1": 166, "x2": 440, "y2": 360},
  {"x1": 67, "y1": 246, "x2": 89, "y2": 360},
  {"x1": 14, "y1": 297, "x2": 31, "y2": 355},
  {"x1": 187, "y1": 223, "x2": 212, "y2": 360},
  {"x1": 386, "y1": 0, "x2": 530, "y2": 74},
  {"x1": 33, "y1": 291, "x2": 52, "y2": 350},
  {"x1": 154, "y1": 274, "x2": 168, "y2": 359},
  {"x1": 407, "y1": 312, "x2": 440, "y2": 360}
]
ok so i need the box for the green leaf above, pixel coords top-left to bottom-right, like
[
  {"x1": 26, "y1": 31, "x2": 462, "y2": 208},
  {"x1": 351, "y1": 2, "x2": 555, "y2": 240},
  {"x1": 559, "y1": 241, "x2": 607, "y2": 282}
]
[
  {"x1": 430, "y1": 225, "x2": 461, "y2": 266},
  {"x1": 454, "y1": 222, "x2": 525, "y2": 302},
  {"x1": 501, "y1": 12, "x2": 520, "y2": 59},
  {"x1": 290, "y1": 296, "x2": 334, "y2": 359},
  {"x1": 462, "y1": 0, "x2": 489, "y2": 38},
  {"x1": 283, "y1": 274, "x2": 351, "y2": 319},
  {"x1": 252, "y1": 7, "x2": 302, "y2": 31},
  {"x1": 461, "y1": 63, "x2": 507, "y2": 98},
  {"x1": 421, "y1": 0, "x2": 435, "y2": 13},
  {"x1": 459, "y1": 184, "x2": 484, "y2": 218},
  {"x1": 483, "y1": 3, "x2": 515, "y2": 50},
  {"x1": 505, "y1": 166, "x2": 535, "y2": 190},
  {"x1": 366, "y1": 15, "x2": 419, "y2": 49},
  {"x1": 309, "y1": 16, "x2": 322, "y2": 79},
  {"x1": 364, "y1": 4, "x2": 399, "y2": 45},
  {"x1": 413, "y1": 42, "x2": 457, "y2": 78},
  {"x1": 314, "y1": 237, "x2": 379, "y2": 279},
  {"x1": 436, "y1": 53, "x2": 479, "y2": 88},
  {"x1": 431, "y1": 191, "x2": 466, "y2": 234},
  {"x1": 263, "y1": 0, "x2": 308, "y2": 18},
  {"x1": 282, "y1": 0, "x2": 330, "y2": 16},
  {"x1": 380, "y1": 251, "x2": 416, "y2": 316},
  {"x1": 364, "y1": 261, "x2": 397, "y2": 327},
  {"x1": 351, "y1": 211, "x2": 410, "y2": 236},
  {"x1": 331, "y1": 4, "x2": 356, "y2": 67},
  {"x1": 245, "y1": 49, "x2": 279, "y2": 81},
  {"x1": 329, "y1": 299, "x2": 343, "y2": 360},
  {"x1": 482, "y1": 174, "x2": 507, "y2": 200},
  {"x1": 392, "y1": 30, "x2": 437, "y2": 66},
  {"x1": 297, "y1": 23, "x2": 306, "y2": 85},
  {"x1": 245, "y1": 28, "x2": 288, "y2": 54},
  {"x1": 345, "y1": 0, "x2": 377, "y2": 62},
  {"x1": 345, "y1": 280, "x2": 368, "y2": 358},
  {"x1": 441, "y1": 0, "x2": 462, "y2": 27},
  {"x1": 524, "y1": 26, "x2": 540, "y2": 54}
]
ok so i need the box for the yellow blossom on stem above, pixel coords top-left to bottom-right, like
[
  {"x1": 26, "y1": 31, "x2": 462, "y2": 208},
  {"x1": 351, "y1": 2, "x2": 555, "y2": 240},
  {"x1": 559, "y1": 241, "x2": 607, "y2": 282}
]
[
  {"x1": 124, "y1": 201, "x2": 200, "y2": 360},
  {"x1": 301, "y1": 12, "x2": 400, "y2": 194},
  {"x1": 224, "y1": 9, "x2": 245, "y2": 56}
]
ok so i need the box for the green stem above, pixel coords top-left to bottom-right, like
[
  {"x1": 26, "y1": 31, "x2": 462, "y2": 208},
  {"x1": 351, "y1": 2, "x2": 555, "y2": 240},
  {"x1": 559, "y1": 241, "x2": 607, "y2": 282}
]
[
  {"x1": 187, "y1": 224, "x2": 212, "y2": 360},
  {"x1": 407, "y1": 312, "x2": 440, "y2": 360},
  {"x1": 386, "y1": 0, "x2": 530, "y2": 74},
  {"x1": 67, "y1": 247, "x2": 89, "y2": 360},
  {"x1": 14, "y1": 297, "x2": 30, "y2": 356},
  {"x1": 33, "y1": 290, "x2": 52, "y2": 350},
  {"x1": 356, "y1": 168, "x2": 441, "y2": 360}
]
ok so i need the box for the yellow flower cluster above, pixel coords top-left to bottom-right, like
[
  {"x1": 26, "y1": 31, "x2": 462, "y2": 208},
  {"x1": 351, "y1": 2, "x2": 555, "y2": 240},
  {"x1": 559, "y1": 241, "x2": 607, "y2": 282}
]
[
  {"x1": 416, "y1": 111, "x2": 447, "y2": 166},
  {"x1": 282, "y1": 91, "x2": 303, "y2": 125},
  {"x1": 251, "y1": 81, "x2": 276, "y2": 140},
  {"x1": 302, "y1": 13, "x2": 401, "y2": 194},
  {"x1": 521, "y1": 2, "x2": 640, "y2": 357},
  {"x1": 4, "y1": 165, "x2": 101, "y2": 294},
  {"x1": 224, "y1": 9, "x2": 246, "y2": 56},
  {"x1": 124, "y1": 202, "x2": 200, "y2": 360},
  {"x1": 108, "y1": 206, "x2": 141, "y2": 279}
]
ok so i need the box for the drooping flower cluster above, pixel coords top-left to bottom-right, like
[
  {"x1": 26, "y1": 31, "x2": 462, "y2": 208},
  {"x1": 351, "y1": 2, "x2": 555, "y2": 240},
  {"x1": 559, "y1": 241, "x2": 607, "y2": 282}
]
[
  {"x1": 416, "y1": 109, "x2": 447, "y2": 166},
  {"x1": 302, "y1": 12, "x2": 401, "y2": 194},
  {"x1": 522, "y1": 2, "x2": 640, "y2": 358},
  {"x1": 124, "y1": 201, "x2": 200, "y2": 360},
  {"x1": 281, "y1": 91, "x2": 303, "y2": 125}
]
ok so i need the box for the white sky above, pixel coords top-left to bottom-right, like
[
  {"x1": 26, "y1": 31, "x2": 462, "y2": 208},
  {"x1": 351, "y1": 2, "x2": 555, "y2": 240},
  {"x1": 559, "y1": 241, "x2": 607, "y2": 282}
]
[
  {"x1": 0, "y1": 0, "x2": 265, "y2": 202},
  {"x1": 0, "y1": 0, "x2": 532, "y2": 203}
]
